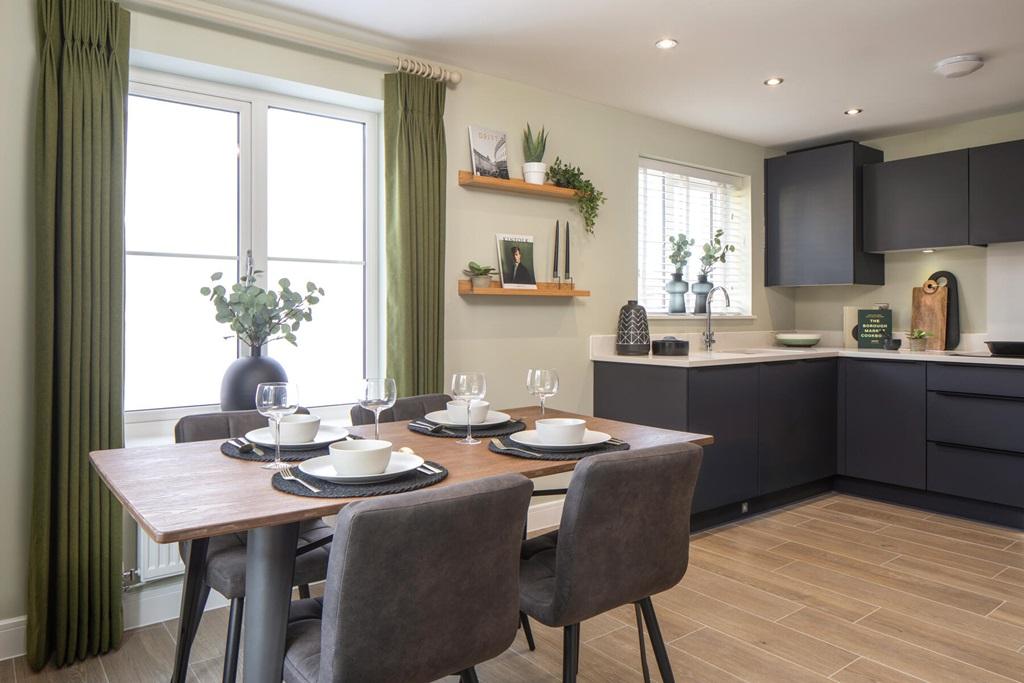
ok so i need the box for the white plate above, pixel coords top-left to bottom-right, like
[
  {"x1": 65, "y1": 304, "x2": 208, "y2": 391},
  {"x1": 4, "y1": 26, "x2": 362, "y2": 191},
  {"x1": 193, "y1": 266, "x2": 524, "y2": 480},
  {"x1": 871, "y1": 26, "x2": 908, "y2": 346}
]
[
  {"x1": 244, "y1": 425, "x2": 350, "y2": 450},
  {"x1": 298, "y1": 451, "x2": 426, "y2": 484},
  {"x1": 423, "y1": 410, "x2": 512, "y2": 428},
  {"x1": 509, "y1": 429, "x2": 612, "y2": 452}
]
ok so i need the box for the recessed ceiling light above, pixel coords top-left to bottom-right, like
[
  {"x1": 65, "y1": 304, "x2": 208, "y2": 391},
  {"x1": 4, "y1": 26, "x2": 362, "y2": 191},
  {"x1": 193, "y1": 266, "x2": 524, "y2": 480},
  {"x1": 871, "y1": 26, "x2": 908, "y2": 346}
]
[
  {"x1": 844, "y1": 108, "x2": 863, "y2": 116},
  {"x1": 655, "y1": 38, "x2": 678, "y2": 50},
  {"x1": 763, "y1": 77, "x2": 784, "y2": 86},
  {"x1": 922, "y1": 249, "x2": 936, "y2": 254}
]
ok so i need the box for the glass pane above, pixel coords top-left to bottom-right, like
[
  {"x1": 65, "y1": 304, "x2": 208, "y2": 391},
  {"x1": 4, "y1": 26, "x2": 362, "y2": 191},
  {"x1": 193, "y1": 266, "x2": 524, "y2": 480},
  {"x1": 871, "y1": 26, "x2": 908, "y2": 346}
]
[
  {"x1": 266, "y1": 260, "x2": 364, "y2": 406},
  {"x1": 125, "y1": 95, "x2": 239, "y2": 256},
  {"x1": 125, "y1": 255, "x2": 237, "y2": 410},
  {"x1": 267, "y1": 108, "x2": 365, "y2": 262}
]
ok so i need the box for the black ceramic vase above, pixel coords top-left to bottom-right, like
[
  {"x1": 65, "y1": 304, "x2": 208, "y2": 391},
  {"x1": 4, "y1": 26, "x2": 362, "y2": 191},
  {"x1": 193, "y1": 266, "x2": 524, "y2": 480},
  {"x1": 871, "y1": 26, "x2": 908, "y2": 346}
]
[
  {"x1": 220, "y1": 346, "x2": 288, "y2": 411},
  {"x1": 692, "y1": 274, "x2": 713, "y2": 314},
  {"x1": 616, "y1": 300, "x2": 650, "y2": 355}
]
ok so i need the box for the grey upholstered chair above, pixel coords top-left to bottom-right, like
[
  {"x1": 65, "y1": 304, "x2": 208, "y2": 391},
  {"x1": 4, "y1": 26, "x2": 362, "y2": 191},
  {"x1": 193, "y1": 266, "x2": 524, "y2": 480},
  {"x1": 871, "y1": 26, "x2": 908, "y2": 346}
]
[
  {"x1": 348, "y1": 392, "x2": 451, "y2": 425},
  {"x1": 519, "y1": 444, "x2": 703, "y2": 683},
  {"x1": 282, "y1": 473, "x2": 534, "y2": 683},
  {"x1": 171, "y1": 409, "x2": 333, "y2": 683}
]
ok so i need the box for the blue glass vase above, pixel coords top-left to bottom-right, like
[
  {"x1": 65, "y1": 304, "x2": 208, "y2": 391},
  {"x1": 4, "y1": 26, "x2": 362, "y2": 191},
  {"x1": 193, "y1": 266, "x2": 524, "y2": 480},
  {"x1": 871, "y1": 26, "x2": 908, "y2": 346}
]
[
  {"x1": 665, "y1": 272, "x2": 689, "y2": 313},
  {"x1": 692, "y1": 274, "x2": 713, "y2": 314}
]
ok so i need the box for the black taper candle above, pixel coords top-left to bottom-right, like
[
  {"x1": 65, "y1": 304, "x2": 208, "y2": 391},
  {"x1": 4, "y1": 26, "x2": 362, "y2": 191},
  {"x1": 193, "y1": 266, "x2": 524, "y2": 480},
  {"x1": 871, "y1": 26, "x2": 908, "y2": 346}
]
[
  {"x1": 564, "y1": 221, "x2": 571, "y2": 280},
  {"x1": 553, "y1": 220, "x2": 560, "y2": 279}
]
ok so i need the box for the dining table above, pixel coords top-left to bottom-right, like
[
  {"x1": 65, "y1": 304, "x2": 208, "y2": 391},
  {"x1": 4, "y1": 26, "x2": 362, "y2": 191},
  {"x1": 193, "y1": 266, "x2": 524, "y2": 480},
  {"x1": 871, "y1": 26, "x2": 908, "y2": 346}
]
[{"x1": 90, "y1": 406, "x2": 713, "y2": 683}]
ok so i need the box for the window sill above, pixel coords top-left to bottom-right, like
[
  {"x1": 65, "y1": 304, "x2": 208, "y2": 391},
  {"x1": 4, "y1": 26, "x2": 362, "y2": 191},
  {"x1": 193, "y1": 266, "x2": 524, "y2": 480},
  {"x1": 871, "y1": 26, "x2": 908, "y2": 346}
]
[{"x1": 647, "y1": 313, "x2": 757, "y2": 321}]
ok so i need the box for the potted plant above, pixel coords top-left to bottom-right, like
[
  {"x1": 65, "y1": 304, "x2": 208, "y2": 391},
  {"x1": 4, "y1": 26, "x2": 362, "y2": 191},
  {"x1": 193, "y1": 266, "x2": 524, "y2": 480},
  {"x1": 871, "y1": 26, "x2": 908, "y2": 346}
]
[
  {"x1": 522, "y1": 123, "x2": 549, "y2": 185},
  {"x1": 200, "y1": 252, "x2": 325, "y2": 410},
  {"x1": 692, "y1": 229, "x2": 736, "y2": 313},
  {"x1": 546, "y1": 157, "x2": 606, "y2": 233},
  {"x1": 665, "y1": 234, "x2": 695, "y2": 313},
  {"x1": 463, "y1": 261, "x2": 498, "y2": 289},
  {"x1": 907, "y1": 328, "x2": 932, "y2": 352}
]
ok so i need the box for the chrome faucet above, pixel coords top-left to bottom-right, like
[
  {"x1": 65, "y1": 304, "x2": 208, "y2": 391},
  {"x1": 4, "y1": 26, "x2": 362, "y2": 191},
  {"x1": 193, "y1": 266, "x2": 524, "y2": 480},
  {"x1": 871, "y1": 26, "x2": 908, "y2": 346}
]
[{"x1": 702, "y1": 286, "x2": 731, "y2": 351}]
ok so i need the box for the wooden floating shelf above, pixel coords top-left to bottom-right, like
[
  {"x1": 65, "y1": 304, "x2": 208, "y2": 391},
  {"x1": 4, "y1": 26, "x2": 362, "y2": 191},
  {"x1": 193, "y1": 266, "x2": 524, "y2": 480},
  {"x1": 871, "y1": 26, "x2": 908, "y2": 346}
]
[
  {"x1": 458, "y1": 170, "x2": 579, "y2": 201},
  {"x1": 458, "y1": 280, "x2": 590, "y2": 298}
]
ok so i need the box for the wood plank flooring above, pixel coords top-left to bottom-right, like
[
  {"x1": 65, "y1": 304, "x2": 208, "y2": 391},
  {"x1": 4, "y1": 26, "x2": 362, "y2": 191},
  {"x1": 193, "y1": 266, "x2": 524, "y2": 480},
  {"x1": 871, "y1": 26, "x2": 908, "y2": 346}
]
[{"x1": 5, "y1": 492, "x2": 1024, "y2": 682}]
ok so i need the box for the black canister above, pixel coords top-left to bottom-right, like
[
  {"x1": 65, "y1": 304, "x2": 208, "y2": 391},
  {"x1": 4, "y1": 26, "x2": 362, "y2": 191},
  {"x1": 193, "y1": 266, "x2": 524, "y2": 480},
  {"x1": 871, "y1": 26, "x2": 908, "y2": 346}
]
[
  {"x1": 652, "y1": 336, "x2": 690, "y2": 356},
  {"x1": 616, "y1": 300, "x2": 650, "y2": 355}
]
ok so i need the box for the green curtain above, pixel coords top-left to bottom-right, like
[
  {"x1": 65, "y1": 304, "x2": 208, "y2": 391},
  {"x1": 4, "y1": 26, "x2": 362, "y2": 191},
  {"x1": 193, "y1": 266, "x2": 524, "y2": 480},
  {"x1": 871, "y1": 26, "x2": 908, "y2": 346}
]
[
  {"x1": 384, "y1": 72, "x2": 447, "y2": 396},
  {"x1": 28, "y1": 0, "x2": 130, "y2": 669}
]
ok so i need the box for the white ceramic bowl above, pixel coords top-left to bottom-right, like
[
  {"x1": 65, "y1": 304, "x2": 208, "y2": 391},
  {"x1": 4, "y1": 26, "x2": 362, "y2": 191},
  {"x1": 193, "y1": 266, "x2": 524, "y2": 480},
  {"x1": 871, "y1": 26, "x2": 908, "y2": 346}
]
[
  {"x1": 328, "y1": 439, "x2": 393, "y2": 476},
  {"x1": 271, "y1": 414, "x2": 321, "y2": 444},
  {"x1": 535, "y1": 418, "x2": 587, "y2": 446},
  {"x1": 446, "y1": 399, "x2": 490, "y2": 424}
]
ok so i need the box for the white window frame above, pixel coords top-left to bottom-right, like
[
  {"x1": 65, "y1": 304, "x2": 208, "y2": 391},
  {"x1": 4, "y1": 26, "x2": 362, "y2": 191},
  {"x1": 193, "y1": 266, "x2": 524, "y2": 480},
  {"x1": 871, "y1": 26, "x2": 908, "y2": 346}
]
[
  {"x1": 636, "y1": 156, "x2": 753, "y2": 319},
  {"x1": 124, "y1": 69, "x2": 381, "y2": 423}
]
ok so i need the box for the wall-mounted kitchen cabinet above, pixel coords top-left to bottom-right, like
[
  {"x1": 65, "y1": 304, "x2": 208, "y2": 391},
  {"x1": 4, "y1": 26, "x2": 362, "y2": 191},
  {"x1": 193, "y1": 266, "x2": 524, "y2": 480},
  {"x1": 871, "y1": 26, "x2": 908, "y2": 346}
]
[
  {"x1": 765, "y1": 142, "x2": 884, "y2": 286},
  {"x1": 969, "y1": 139, "x2": 1024, "y2": 245},
  {"x1": 863, "y1": 150, "x2": 969, "y2": 252}
]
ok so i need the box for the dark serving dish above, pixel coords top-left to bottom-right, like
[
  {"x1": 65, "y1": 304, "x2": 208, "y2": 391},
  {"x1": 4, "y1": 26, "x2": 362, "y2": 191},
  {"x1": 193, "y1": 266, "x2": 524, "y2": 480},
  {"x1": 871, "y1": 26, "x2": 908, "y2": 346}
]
[
  {"x1": 985, "y1": 341, "x2": 1024, "y2": 357},
  {"x1": 652, "y1": 336, "x2": 690, "y2": 356}
]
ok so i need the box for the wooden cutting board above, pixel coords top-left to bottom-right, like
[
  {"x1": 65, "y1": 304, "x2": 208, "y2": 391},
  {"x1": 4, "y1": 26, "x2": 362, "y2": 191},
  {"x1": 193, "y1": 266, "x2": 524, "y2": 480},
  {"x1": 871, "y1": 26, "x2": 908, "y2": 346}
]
[{"x1": 911, "y1": 279, "x2": 948, "y2": 351}]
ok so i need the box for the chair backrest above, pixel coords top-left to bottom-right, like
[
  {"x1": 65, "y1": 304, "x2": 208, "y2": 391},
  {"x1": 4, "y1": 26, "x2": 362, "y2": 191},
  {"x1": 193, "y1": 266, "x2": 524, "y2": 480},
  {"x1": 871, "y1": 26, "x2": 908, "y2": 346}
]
[
  {"x1": 173, "y1": 407, "x2": 309, "y2": 443},
  {"x1": 348, "y1": 393, "x2": 451, "y2": 426},
  {"x1": 550, "y1": 444, "x2": 703, "y2": 625},
  {"x1": 317, "y1": 474, "x2": 533, "y2": 683}
]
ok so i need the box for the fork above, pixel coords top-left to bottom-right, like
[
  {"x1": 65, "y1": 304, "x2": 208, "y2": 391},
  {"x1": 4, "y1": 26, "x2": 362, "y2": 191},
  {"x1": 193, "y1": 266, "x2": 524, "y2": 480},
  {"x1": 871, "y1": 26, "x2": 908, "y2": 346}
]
[
  {"x1": 489, "y1": 438, "x2": 540, "y2": 457},
  {"x1": 410, "y1": 421, "x2": 446, "y2": 434},
  {"x1": 281, "y1": 467, "x2": 320, "y2": 493}
]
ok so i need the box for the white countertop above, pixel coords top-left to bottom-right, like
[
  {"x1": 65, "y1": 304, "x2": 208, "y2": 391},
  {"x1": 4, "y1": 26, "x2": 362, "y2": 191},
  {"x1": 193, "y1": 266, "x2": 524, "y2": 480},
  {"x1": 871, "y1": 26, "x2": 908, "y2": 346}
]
[{"x1": 589, "y1": 333, "x2": 1024, "y2": 368}]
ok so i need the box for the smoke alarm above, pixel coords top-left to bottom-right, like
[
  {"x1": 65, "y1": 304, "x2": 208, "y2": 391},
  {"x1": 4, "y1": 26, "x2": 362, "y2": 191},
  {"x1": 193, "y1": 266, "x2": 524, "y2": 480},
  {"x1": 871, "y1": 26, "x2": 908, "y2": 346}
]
[{"x1": 934, "y1": 54, "x2": 984, "y2": 78}]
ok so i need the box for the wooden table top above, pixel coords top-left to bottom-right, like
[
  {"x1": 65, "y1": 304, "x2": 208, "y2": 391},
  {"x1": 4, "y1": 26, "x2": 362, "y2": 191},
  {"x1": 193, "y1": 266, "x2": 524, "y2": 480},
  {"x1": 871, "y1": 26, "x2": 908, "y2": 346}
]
[{"x1": 91, "y1": 407, "x2": 712, "y2": 543}]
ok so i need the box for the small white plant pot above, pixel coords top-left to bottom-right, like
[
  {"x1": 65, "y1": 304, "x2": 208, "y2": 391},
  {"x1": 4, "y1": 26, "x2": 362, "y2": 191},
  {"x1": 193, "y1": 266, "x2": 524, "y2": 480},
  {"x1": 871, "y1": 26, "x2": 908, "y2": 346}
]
[
  {"x1": 470, "y1": 275, "x2": 493, "y2": 290},
  {"x1": 522, "y1": 162, "x2": 548, "y2": 185}
]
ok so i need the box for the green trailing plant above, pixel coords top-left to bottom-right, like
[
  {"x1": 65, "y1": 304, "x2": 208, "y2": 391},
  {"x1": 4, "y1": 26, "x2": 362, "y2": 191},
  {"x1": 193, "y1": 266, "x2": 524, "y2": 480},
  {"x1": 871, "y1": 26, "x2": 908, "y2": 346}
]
[
  {"x1": 463, "y1": 261, "x2": 497, "y2": 277},
  {"x1": 907, "y1": 328, "x2": 933, "y2": 340},
  {"x1": 698, "y1": 228, "x2": 736, "y2": 279},
  {"x1": 546, "y1": 157, "x2": 606, "y2": 233},
  {"x1": 522, "y1": 123, "x2": 548, "y2": 163},
  {"x1": 200, "y1": 252, "x2": 325, "y2": 350},
  {"x1": 668, "y1": 234, "x2": 695, "y2": 273}
]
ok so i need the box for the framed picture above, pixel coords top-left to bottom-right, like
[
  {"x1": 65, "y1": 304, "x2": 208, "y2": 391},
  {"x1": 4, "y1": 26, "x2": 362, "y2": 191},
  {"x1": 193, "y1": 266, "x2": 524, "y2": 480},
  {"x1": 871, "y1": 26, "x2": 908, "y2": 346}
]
[
  {"x1": 496, "y1": 234, "x2": 537, "y2": 289},
  {"x1": 469, "y1": 126, "x2": 509, "y2": 179}
]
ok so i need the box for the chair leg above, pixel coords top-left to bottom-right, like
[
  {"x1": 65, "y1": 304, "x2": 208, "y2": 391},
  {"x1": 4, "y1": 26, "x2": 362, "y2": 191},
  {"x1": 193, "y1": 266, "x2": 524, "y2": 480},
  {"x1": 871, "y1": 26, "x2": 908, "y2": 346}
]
[
  {"x1": 520, "y1": 611, "x2": 536, "y2": 651},
  {"x1": 459, "y1": 667, "x2": 480, "y2": 683},
  {"x1": 562, "y1": 623, "x2": 580, "y2": 683},
  {"x1": 298, "y1": 584, "x2": 311, "y2": 599},
  {"x1": 574, "y1": 625, "x2": 581, "y2": 676},
  {"x1": 638, "y1": 597, "x2": 674, "y2": 683},
  {"x1": 634, "y1": 602, "x2": 652, "y2": 683},
  {"x1": 172, "y1": 538, "x2": 211, "y2": 683},
  {"x1": 222, "y1": 597, "x2": 244, "y2": 683}
]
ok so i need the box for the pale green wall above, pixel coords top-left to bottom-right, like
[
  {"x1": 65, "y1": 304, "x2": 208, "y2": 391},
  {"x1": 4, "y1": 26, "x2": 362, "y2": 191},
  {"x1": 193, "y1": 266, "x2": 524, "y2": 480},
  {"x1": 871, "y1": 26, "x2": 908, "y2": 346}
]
[{"x1": 793, "y1": 110, "x2": 1024, "y2": 333}]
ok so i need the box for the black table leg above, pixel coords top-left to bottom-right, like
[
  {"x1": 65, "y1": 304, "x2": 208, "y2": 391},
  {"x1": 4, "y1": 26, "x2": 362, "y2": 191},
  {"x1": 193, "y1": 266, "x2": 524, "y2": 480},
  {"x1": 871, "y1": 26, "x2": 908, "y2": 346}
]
[
  {"x1": 171, "y1": 538, "x2": 210, "y2": 683},
  {"x1": 242, "y1": 522, "x2": 299, "y2": 683}
]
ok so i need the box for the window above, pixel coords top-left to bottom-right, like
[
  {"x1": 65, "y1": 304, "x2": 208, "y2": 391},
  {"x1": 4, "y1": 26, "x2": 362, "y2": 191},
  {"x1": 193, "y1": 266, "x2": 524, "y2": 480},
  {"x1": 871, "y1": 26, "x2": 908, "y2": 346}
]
[
  {"x1": 124, "y1": 75, "x2": 379, "y2": 412},
  {"x1": 637, "y1": 158, "x2": 751, "y2": 315}
]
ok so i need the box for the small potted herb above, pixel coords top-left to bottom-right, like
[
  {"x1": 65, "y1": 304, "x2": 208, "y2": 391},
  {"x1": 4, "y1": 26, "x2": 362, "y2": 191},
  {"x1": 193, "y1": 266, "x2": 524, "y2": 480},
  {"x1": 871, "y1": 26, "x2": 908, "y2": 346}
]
[
  {"x1": 906, "y1": 328, "x2": 932, "y2": 352},
  {"x1": 665, "y1": 234, "x2": 695, "y2": 313},
  {"x1": 463, "y1": 261, "x2": 497, "y2": 289},
  {"x1": 521, "y1": 123, "x2": 549, "y2": 185},
  {"x1": 692, "y1": 229, "x2": 736, "y2": 313}
]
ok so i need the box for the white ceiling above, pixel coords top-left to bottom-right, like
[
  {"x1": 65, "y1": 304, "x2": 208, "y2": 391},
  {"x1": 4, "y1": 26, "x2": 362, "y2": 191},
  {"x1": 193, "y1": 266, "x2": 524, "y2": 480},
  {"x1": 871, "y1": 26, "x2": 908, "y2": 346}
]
[{"x1": 235, "y1": 0, "x2": 1024, "y2": 149}]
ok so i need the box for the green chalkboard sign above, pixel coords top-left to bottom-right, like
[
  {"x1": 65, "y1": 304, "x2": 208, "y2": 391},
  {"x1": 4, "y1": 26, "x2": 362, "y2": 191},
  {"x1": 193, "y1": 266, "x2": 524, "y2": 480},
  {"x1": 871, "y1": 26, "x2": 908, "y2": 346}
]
[{"x1": 858, "y1": 309, "x2": 893, "y2": 349}]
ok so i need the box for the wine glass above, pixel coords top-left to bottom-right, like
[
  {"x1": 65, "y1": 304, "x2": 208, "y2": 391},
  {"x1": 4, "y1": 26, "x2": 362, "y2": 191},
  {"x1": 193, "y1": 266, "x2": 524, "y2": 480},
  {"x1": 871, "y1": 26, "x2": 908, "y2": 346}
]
[
  {"x1": 255, "y1": 382, "x2": 299, "y2": 471},
  {"x1": 526, "y1": 369, "x2": 559, "y2": 417},
  {"x1": 360, "y1": 378, "x2": 397, "y2": 440},
  {"x1": 450, "y1": 371, "x2": 487, "y2": 445}
]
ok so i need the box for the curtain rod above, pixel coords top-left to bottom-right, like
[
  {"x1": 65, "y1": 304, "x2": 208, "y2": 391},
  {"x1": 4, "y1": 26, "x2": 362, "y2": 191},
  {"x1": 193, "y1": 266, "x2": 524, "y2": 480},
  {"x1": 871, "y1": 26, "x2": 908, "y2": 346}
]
[{"x1": 122, "y1": 0, "x2": 463, "y2": 84}]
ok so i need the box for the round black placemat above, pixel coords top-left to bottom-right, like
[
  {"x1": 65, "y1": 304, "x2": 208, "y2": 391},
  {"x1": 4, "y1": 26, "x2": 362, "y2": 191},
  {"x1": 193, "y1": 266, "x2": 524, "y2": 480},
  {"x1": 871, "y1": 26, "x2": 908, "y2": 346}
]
[
  {"x1": 271, "y1": 461, "x2": 448, "y2": 498},
  {"x1": 220, "y1": 435, "x2": 362, "y2": 463},
  {"x1": 408, "y1": 420, "x2": 526, "y2": 439},
  {"x1": 488, "y1": 436, "x2": 630, "y2": 461}
]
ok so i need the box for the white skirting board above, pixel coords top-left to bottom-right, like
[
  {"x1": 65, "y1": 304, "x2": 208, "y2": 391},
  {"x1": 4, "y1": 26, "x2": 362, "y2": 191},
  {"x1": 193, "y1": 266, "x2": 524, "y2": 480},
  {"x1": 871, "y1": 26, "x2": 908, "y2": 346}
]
[{"x1": 0, "y1": 498, "x2": 564, "y2": 662}]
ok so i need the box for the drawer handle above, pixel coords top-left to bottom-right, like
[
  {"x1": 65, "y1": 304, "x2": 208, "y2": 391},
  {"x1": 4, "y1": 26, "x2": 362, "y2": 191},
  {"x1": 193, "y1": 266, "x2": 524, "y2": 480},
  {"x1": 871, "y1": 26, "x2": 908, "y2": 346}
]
[
  {"x1": 931, "y1": 441, "x2": 1024, "y2": 458},
  {"x1": 932, "y1": 390, "x2": 1024, "y2": 403}
]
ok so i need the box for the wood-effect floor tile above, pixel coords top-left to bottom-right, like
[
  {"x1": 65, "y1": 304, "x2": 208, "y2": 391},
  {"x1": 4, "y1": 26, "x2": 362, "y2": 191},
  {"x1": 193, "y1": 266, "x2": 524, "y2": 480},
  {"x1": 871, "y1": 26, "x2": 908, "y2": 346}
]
[
  {"x1": 676, "y1": 564, "x2": 802, "y2": 621},
  {"x1": 789, "y1": 505, "x2": 892, "y2": 532},
  {"x1": 830, "y1": 657, "x2": 929, "y2": 683},
  {"x1": 998, "y1": 566, "x2": 1024, "y2": 587},
  {"x1": 879, "y1": 524, "x2": 1024, "y2": 571},
  {"x1": 671, "y1": 627, "x2": 830, "y2": 682},
  {"x1": 884, "y1": 554, "x2": 1024, "y2": 604},
  {"x1": 11, "y1": 655, "x2": 107, "y2": 683},
  {"x1": 825, "y1": 501, "x2": 1014, "y2": 550},
  {"x1": 740, "y1": 517, "x2": 901, "y2": 565}
]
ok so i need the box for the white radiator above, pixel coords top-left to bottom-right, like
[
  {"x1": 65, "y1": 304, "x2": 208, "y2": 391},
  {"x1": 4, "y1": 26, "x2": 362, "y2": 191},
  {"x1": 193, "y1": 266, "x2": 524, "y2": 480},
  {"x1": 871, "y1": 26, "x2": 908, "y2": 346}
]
[{"x1": 137, "y1": 529, "x2": 186, "y2": 583}]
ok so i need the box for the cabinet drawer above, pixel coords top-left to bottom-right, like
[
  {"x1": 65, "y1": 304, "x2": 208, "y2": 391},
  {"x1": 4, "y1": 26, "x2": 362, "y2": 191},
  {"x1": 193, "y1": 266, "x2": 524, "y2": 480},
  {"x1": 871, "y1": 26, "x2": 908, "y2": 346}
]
[
  {"x1": 928, "y1": 363, "x2": 1024, "y2": 399},
  {"x1": 928, "y1": 392, "x2": 1024, "y2": 453},
  {"x1": 927, "y1": 442, "x2": 1024, "y2": 508}
]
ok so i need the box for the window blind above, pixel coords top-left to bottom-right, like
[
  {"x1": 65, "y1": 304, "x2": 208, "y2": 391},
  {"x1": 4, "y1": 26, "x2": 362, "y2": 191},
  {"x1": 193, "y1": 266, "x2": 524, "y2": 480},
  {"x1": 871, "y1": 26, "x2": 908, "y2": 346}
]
[{"x1": 637, "y1": 157, "x2": 751, "y2": 315}]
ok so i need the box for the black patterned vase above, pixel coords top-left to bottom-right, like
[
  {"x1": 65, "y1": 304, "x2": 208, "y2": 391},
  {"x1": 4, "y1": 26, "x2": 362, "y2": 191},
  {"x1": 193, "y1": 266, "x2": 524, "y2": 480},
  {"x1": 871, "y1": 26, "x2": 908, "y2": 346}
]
[{"x1": 616, "y1": 300, "x2": 651, "y2": 355}]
